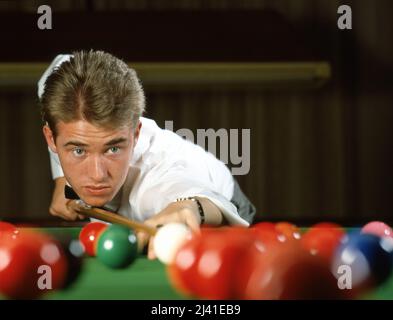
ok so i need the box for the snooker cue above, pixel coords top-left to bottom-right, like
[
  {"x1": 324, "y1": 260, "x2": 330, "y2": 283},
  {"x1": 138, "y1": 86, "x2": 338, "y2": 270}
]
[{"x1": 66, "y1": 200, "x2": 157, "y2": 236}]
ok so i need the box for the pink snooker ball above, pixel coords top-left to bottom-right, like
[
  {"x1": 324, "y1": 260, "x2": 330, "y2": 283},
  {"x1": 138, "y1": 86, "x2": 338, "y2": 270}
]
[{"x1": 361, "y1": 221, "x2": 393, "y2": 238}]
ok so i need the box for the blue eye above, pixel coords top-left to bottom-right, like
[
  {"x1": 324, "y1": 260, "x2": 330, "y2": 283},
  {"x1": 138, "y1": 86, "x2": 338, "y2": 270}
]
[
  {"x1": 72, "y1": 148, "x2": 85, "y2": 157},
  {"x1": 108, "y1": 146, "x2": 120, "y2": 154}
]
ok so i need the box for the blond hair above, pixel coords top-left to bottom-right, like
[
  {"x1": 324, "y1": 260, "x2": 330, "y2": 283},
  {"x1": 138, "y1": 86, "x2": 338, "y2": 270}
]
[{"x1": 40, "y1": 50, "x2": 145, "y2": 136}]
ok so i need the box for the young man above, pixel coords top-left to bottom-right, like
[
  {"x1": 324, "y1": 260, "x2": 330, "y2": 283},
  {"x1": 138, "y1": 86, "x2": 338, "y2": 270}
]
[{"x1": 39, "y1": 50, "x2": 255, "y2": 258}]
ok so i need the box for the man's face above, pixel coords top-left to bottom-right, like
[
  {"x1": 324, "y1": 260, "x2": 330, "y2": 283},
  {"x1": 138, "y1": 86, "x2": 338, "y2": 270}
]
[{"x1": 43, "y1": 120, "x2": 141, "y2": 207}]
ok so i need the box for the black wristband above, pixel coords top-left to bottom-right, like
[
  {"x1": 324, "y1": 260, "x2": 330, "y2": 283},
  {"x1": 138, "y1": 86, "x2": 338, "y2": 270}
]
[{"x1": 175, "y1": 197, "x2": 205, "y2": 225}]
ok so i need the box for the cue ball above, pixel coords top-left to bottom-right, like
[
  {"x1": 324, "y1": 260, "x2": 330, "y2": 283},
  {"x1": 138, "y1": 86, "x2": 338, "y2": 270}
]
[{"x1": 153, "y1": 223, "x2": 193, "y2": 265}]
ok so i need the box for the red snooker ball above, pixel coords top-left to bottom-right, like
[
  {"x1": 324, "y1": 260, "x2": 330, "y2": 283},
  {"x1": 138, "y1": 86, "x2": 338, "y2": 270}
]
[
  {"x1": 251, "y1": 222, "x2": 288, "y2": 247},
  {"x1": 0, "y1": 222, "x2": 18, "y2": 241},
  {"x1": 242, "y1": 241, "x2": 346, "y2": 299},
  {"x1": 252, "y1": 222, "x2": 276, "y2": 231},
  {"x1": 252, "y1": 227, "x2": 286, "y2": 248},
  {"x1": 176, "y1": 226, "x2": 265, "y2": 299},
  {"x1": 27, "y1": 231, "x2": 68, "y2": 291},
  {"x1": 0, "y1": 221, "x2": 16, "y2": 232},
  {"x1": 192, "y1": 227, "x2": 255, "y2": 299},
  {"x1": 310, "y1": 222, "x2": 346, "y2": 236},
  {"x1": 168, "y1": 227, "x2": 252, "y2": 299},
  {"x1": 275, "y1": 222, "x2": 302, "y2": 240},
  {"x1": 79, "y1": 222, "x2": 108, "y2": 257},
  {"x1": 0, "y1": 233, "x2": 44, "y2": 299},
  {"x1": 301, "y1": 222, "x2": 346, "y2": 263},
  {"x1": 0, "y1": 229, "x2": 69, "y2": 299}
]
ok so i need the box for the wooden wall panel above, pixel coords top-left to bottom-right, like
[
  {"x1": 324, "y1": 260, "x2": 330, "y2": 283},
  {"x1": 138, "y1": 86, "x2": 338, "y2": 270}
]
[{"x1": 0, "y1": 0, "x2": 392, "y2": 224}]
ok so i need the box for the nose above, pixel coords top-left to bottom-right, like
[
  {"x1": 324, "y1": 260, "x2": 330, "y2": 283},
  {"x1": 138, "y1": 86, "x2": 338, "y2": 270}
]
[{"x1": 87, "y1": 155, "x2": 108, "y2": 182}]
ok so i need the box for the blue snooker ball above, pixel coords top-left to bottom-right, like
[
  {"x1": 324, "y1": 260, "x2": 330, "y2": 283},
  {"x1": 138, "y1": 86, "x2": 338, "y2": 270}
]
[{"x1": 332, "y1": 232, "x2": 393, "y2": 293}]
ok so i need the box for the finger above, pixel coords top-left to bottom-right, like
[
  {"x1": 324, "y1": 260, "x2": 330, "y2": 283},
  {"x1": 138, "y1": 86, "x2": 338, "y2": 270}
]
[
  {"x1": 49, "y1": 207, "x2": 68, "y2": 220},
  {"x1": 136, "y1": 231, "x2": 150, "y2": 254},
  {"x1": 186, "y1": 220, "x2": 200, "y2": 233},
  {"x1": 64, "y1": 209, "x2": 79, "y2": 221},
  {"x1": 49, "y1": 207, "x2": 58, "y2": 217},
  {"x1": 65, "y1": 199, "x2": 76, "y2": 212},
  {"x1": 51, "y1": 211, "x2": 73, "y2": 221},
  {"x1": 147, "y1": 236, "x2": 156, "y2": 260},
  {"x1": 63, "y1": 201, "x2": 82, "y2": 220},
  {"x1": 54, "y1": 206, "x2": 79, "y2": 221},
  {"x1": 144, "y1": 217, "x2": 164, "y2": 230}
]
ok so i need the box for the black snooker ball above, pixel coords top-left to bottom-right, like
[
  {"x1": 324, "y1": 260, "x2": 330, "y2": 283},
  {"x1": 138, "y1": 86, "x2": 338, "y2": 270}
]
[{"x1": 56, "y1": 235, "x2": 84, "y2": 290}]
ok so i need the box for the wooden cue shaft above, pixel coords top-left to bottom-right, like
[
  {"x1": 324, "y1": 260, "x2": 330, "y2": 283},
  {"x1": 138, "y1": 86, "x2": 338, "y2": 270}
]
[{"x1": 67, "y1": 200, "x2": 157, "y2": 236}]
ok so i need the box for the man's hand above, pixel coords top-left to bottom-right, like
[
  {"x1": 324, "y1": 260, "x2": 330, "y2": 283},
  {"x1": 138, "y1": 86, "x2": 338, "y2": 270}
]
[
  {"x1": 137, "y1": 197, "x2": 223, "y2": 259},
  {"x1": 49, "y1": 177, "x2": 85, "y2": 221}
]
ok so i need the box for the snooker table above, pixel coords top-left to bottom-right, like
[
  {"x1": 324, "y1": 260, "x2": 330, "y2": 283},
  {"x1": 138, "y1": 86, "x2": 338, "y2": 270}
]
[{"x1": 1, "y1": 226, "x2": 393, "y2": 300}]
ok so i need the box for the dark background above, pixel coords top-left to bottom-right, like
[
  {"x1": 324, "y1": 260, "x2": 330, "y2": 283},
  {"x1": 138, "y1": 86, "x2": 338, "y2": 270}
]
[{"x1": 0, "y1": 0, "x2": 392, "y2": 225}]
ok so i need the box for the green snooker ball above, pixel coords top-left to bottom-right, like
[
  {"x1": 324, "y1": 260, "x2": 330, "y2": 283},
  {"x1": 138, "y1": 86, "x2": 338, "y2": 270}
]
[{"x1": 96, "y1": 224, "x2": 138, "y2": 269}]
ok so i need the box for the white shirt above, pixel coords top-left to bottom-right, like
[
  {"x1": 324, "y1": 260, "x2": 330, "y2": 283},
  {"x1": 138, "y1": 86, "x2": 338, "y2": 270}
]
[{"x1": 49, "y1": 117, "x2": 249, "y2": 226}]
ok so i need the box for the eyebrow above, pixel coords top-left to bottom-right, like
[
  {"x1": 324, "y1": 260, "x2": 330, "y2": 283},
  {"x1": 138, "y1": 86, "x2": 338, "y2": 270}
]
[
  {"x1": 63, "y1": 137, "x2": 128, "y2": 148},
  {"x1": 63, "y1": 141, "x2": 88, "y2": 148},
  {"x1": 104, "y1": 137, "x2": 128, "y2": 146}
]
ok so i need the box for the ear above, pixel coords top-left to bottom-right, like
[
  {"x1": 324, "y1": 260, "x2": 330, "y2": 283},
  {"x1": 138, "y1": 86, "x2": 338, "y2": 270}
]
[
  {"x1": 133, "y1": 121, "x2": 142, "y2": 147},
  {"x1": 42, "y1": 125, "x2": 57, "y2": 153}
]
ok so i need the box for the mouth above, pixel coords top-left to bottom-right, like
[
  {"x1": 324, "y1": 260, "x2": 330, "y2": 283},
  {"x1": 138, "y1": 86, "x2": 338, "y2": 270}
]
[{"x1": 84, "y1": 186, "x2": 111, "y2": 195}]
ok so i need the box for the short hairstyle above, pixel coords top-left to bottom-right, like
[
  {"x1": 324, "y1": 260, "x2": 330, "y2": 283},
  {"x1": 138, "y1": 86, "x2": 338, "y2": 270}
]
[{"x1": 40, "y1": 50, "x2": 145, "y2": 136}]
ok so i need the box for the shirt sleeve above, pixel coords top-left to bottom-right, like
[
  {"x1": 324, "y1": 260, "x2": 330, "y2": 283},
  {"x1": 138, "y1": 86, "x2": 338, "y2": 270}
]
[
  {"x1": 137, "y1": 166, "x2": 250, "y2": 227},
  {"x1": 48, "y1": 147, "x2": 64, "y2": 179}
]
